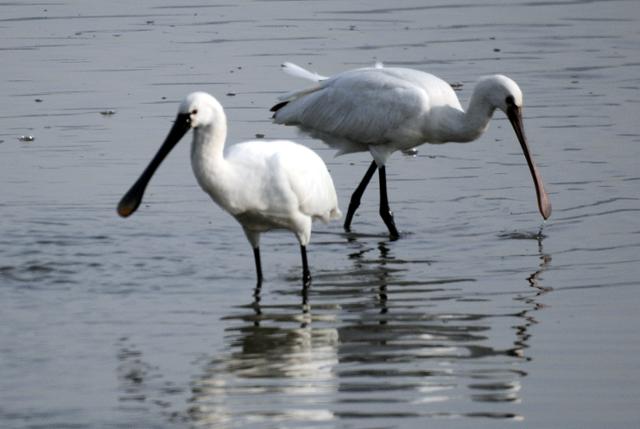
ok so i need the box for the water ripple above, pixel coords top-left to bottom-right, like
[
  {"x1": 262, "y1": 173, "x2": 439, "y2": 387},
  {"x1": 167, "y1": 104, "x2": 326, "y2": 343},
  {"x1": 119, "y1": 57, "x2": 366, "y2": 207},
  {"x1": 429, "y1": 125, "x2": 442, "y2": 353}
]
[{"x1": 177, "y1": 235, "x2": 548, "y2": 427}]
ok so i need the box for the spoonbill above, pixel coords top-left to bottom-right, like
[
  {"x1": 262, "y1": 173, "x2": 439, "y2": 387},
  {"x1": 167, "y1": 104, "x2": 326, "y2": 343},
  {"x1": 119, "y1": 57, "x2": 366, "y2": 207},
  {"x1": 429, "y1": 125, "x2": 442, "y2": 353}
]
[
  {"x1": 271, "y1": 62, "x2": 551, "y2": 239},
  {"x1": 118, "y1": 92, "x2": 341, "y2": 286}
]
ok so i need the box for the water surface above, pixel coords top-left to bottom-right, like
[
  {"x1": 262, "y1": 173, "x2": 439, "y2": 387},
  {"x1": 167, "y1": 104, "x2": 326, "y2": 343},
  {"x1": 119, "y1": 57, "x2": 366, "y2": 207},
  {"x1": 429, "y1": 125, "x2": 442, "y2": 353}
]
[{"x1": 1, "y1": 1, "x2": 639, "y2": 428}]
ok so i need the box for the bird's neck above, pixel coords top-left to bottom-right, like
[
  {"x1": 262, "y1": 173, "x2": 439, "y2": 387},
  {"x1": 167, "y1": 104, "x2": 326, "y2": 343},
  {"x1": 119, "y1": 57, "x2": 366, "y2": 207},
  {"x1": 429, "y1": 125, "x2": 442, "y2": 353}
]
[
  {"x1": 445, "y1": 90, "x2": 496, "y2": 143},
  {"x1": 190, "y1": 120, "x2": 228, "y2": 190}
]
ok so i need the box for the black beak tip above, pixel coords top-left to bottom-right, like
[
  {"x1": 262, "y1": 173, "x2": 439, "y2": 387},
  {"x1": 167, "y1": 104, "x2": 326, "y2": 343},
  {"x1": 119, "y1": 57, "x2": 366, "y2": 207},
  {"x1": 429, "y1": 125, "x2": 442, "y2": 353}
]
[
  {"x1": 117, "y1": 206, "x2": 132, "y2": 218},
  {"x1": 117, "y1": 193, "x2": 141, "y2": 218}
]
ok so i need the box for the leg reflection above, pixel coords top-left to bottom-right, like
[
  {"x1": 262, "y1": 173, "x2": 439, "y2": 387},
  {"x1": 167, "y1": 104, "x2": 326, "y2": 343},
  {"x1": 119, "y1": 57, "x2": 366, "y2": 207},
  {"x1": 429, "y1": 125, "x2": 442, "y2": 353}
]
[
  {"x1": 252, "y1": 280, "x2": 262, "y2": 327},
  {"x1": 376, "y1": 241, "x2": 390, "y2": 325}
]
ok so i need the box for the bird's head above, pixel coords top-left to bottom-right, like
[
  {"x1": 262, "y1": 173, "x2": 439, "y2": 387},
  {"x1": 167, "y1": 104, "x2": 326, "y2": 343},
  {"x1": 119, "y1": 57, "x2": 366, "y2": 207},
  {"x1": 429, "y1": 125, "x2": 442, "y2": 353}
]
[
  {"x1": 178, "y1": 91, "x2": 223, "y2": 129},
  {"x1": 116, "y1": 92, "x2": 223, "y2": 218},
  {"x1": 477, "y1": 74, "x2": 524, "y2": 115},
  {"x1": 476, "y1": 75, "x2": 551, "y2": 220}
]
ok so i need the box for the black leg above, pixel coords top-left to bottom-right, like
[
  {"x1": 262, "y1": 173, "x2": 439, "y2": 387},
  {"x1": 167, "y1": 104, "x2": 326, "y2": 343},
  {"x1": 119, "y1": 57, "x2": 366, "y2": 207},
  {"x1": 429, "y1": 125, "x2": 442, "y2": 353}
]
[
  {"x1": 378, "y1": 165, "x2": 400, "y2": 240},
  {"x1": 253, "y1": 246, "x2": 263, "y2": 286},
  {"x1": 300, "y1": 245, "x2": 311, "y2": 287},
  {"x1": 344, "y1": 160, "x2": 378, "y2": 231}
]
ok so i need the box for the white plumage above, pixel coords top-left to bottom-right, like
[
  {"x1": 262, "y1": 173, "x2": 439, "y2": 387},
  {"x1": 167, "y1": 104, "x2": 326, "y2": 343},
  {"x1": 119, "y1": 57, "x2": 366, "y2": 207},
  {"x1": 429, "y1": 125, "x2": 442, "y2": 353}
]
[
  {"x1": 118, "y1": 92, "x2": 341, "y2": 286},
  {"x1": 272, "y1": 62, "x2": 551, "y2": 238}
]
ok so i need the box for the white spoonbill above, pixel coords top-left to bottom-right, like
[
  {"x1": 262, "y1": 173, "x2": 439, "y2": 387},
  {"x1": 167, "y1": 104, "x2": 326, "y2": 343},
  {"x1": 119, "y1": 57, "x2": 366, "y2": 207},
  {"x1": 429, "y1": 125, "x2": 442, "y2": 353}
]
[
  {"x1": 271, "y1": 62, "x2": 551, "y2": 239},
  {"x1": 118, "y1": 92, "x2": 341, "y2": 286}
]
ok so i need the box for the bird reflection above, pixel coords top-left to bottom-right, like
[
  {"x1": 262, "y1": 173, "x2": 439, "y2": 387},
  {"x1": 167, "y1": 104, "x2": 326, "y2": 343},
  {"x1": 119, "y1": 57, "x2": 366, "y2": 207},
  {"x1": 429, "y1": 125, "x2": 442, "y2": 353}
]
[
  {"x1": 250, "y1": 279, "x2": 310, "y2": 328},
  {"x1": 337, "y1": 232, "x2": 553, "y2": 417},
  {"x1": 181, "y1": 229, "x2": 553, "y2": 425},
  {"x1": 347, "y1": 238, "x2": 392, "y2": 316},
  {"x1": 186, "y1": 282, "x2": 339, "y2": 427}
]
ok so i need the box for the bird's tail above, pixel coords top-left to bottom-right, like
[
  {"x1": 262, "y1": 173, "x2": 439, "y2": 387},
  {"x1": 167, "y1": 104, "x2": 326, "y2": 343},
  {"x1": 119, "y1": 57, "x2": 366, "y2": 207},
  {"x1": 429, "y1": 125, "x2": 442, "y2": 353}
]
[
  {"x1": 281, "y1": 62, "x2": 327, "y2": 82},
  {"x1": 330, "y1": 207, "x2": 342, "y2": 220},
  {"x1": 273, "y1": 62, "x2": 327, "y2": 110}
]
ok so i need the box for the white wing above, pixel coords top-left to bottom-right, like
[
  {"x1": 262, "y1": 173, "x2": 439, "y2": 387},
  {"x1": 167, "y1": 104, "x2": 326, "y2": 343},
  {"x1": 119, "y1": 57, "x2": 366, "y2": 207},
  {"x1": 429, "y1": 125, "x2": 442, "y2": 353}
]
[
  {"x1": 274, "y1": 143, "x2": 341, "y2": 222},
  {"x1": 225, "y1": 141, "x2": 340, "y2": 223},
  {"x1": 273, "y1": 67, "x2": 432, "y2": 152}
]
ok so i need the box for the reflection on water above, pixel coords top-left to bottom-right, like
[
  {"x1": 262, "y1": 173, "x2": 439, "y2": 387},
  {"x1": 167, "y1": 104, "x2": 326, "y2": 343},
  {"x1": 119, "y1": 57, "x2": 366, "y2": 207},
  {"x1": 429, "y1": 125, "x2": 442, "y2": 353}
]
[
  {"x1": 187, "y1": 288, "x2": 339, "y2": 426},
  {"x1": 183, "y1": 234, "x2": 551, "y2": 427},
  {"x1": 3, "y1": 0, "x2": 638, "y2": 427}
]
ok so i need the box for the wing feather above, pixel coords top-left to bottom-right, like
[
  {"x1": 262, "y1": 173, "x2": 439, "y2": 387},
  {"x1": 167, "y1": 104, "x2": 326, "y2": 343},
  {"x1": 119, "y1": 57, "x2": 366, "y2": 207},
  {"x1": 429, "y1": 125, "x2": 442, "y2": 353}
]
[
  {"x1": 275, "y1": 144, "x2": 341, "y2": 221},
  {"x1": 274, "y1": 68, "x2": 430, "y2": 148},
  {"x1": 224, "y1": 141, "x2": 340, "y2": 223},
  {"x1": 281, "y1": 62, "x2": 327, "y2": 82}
]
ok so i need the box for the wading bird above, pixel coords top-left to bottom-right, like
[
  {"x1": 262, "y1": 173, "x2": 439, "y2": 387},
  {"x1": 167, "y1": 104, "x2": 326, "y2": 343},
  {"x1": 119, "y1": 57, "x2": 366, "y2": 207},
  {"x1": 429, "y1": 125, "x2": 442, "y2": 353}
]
[
  {"x1": 118, "y1": 92, "x2": 341, "y2": 286},
  {"x1": 271, "y1": 63, "x2": 551, "y2": 239}
]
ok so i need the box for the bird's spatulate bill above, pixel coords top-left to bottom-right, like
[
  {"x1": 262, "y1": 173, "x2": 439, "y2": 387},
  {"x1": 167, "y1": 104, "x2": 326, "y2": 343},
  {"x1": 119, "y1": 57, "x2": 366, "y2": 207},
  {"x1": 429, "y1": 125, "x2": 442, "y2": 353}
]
[
  {"x1": 507, "y1": 107, "x2": 552, "y2": 220},
  {"x1": 117, "y1": 114, "x2": 190, "y2": 217}
]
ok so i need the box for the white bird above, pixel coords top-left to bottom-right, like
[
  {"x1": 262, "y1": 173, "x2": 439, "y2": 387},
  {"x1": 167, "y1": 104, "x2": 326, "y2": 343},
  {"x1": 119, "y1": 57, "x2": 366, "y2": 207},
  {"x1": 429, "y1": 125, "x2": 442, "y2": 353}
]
[
  {"x1": 271, "y1": 62, "x2": 551, "y2": 239},
  {"x1": 118, "y1": 92, "x2": 341, "y2": 286}
]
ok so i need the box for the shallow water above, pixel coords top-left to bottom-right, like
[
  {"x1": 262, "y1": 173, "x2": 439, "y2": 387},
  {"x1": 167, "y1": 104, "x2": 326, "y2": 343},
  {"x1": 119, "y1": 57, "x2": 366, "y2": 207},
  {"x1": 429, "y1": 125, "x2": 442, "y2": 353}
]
[{"x1": 1, "y1": 1, "x2": 639, "y2": 428}]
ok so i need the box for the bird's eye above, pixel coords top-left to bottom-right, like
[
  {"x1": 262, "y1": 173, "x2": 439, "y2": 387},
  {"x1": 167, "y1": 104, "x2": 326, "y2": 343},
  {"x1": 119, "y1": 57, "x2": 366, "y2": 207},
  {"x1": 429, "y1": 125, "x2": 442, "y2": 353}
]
[
  {"x1": 505, "y1": 96, "x2": 515, "y2": 106},
  {"x1": 191, "y1": 109, "x2": 198, "y2": 115}
]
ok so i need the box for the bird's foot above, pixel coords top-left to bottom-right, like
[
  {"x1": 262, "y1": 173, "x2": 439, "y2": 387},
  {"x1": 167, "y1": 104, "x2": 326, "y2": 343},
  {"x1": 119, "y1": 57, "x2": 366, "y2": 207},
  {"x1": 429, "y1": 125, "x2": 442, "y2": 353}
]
[{"x1": 380, "y1": 209, "x2": 400, "y2": 240}]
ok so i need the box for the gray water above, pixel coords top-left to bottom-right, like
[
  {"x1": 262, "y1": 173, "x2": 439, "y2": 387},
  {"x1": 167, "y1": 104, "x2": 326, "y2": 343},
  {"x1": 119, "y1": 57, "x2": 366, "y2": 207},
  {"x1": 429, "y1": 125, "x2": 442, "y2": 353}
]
[{"x1": 1, "y1": 1, "x2": 639, "y2": 428}]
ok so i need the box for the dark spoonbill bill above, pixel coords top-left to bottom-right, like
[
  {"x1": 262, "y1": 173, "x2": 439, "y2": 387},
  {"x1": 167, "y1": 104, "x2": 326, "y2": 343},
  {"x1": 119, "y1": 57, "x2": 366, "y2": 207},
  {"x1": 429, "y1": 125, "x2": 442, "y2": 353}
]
[
  {"x1": 271, "y1": 62, "x2": 551, "y2": 239},
  {"x1": 118, "y1": 92, "x2": 341, "y2": 286}
]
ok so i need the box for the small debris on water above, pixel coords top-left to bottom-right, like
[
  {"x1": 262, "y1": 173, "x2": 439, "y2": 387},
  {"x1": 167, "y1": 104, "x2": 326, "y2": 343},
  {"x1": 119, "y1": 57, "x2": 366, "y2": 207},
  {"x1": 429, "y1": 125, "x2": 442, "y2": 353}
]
[
  {"x1": 226, "y1": 92, "x2": 236, "y2": 97},
  {"x1": 35, "y1": 98, "x2": 43, "y2": 103},
  {"x1": 255, "y1": 133, "x2": 265, "y2": 139},
  {"x1": 100, "y1": 110, "x2": 116, "y2": 116},
  {"x1": 18, "y1": 135, "x2": 35, "y2": 142},
  {"x1": 493, "y1": 48, "x2": 501, "y2": 52}
]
